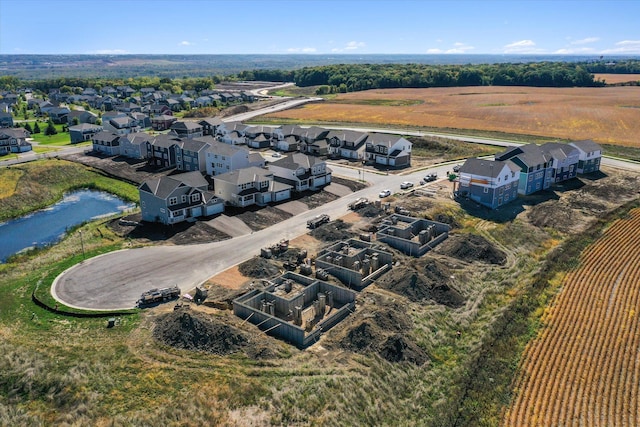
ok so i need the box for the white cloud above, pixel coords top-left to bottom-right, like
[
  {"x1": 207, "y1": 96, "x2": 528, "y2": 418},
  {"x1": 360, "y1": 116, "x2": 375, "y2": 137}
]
[
  {"x1": 427, "y1": 42, "x2": 474, "y2": 54},
  {"x1": 570, "y1": 37, "x2": 600, "y2": 45},
  {"x1": 503, "y1": 40, "x2": 545, "y2": 54},
  {"x1": 179, "y1": 41, "x2": 192, "y2": 46},
  {"x1": 287, "y1": 47, "x2": 317, "y2": 53},
  {"x1": 553, "y1": 47, "x2": 596, "y2": 54},
  {"x1": 88, "y1": 49, "x2": 129, "y2": 54},
  {"x1": 601, "y1": 40, "x2": 640, "y2": 54},
  {"x1": 332, "y1": 41, "x2": 366, "y2": 52}
]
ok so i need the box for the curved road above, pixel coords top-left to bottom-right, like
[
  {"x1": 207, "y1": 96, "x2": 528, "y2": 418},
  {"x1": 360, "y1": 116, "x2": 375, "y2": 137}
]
[{"x1": 51, "y1": 94, "x2": 640, "y2": 310}]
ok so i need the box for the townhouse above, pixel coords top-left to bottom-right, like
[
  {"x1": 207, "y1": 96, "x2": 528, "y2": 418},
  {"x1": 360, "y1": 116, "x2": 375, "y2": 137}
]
[
  {"x1": 268, "y1": 153, "x2": 332, "y2": 192},
  {"x1": 570, "y1": 140, "x2": 602, "y2": 174},
  {"x1": 326, "y1": 129, "x2": 368, "y2": 160},
  {"x1": 365, "y1": 132, "x2": 412, "y2": 168},
  {"x1": 495, "y1": 144, "x2": 553, "y2": 195},
  {"x1": 540, "y1": 142, "x2": 580, "y2": 183},
  {"x1": 139, "y1": 171, "x2": 224, "y2": 225},
  {"x1": 202, "y1": 137, "x2": 265, "y2": 177},
  {"x1": 458, "y1": 158, "x2": 520, "y2": 209},
  {"x1": 213, "y1": 166, "x2": 292, "y2": 208}
]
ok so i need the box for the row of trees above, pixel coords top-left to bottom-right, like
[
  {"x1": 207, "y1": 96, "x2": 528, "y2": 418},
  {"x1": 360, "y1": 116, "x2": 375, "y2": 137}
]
[{"x1": 290, "y1": 62, "x2": 604, "y2": 91}]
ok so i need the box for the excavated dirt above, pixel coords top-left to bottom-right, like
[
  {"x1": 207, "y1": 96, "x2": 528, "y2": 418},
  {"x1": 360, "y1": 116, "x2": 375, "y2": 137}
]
[
  {"x1": 230, "y1": 206, "x2": 293, "y2": 232},
  {"x1": 376, "y1": 259, "x2": 465, "y2": 308},
  {"x1": 309, "y1": 219, "x2": 355, "y2": 242},
  {"x1": 107, "y1": 213, "x2": 232, "y2": 245},
  {"x1": 527, "y1": 200, "x2": 581, "y2": 233},
  {"x1": 438, "y1": 233, "x2": 507, "y2": 265},
  {"x1": 153, "y1": 310, "x2": 248, "y2": 355},
  {"x1": 379, "y1": 334, "x2": 429, "y2": 365},
  {"x1": 238, "y1": 256, "x2": 281, "y2": 279}
]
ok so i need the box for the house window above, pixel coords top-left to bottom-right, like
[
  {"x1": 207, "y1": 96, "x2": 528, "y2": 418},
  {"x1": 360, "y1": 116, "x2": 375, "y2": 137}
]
[
  {"x1": 191, "y1": 194, "x2": 200, "y2": 202},
  {"x1": 528, "y1": 175, "x2": 533, "y2": 182},
  {"x1": 181, "y1": 195, "x2": 187, "y2": 203},
  {"x1": 484, "y1": 187, "x2": 489, "y2": 193},
  {"x1": 169, "y1": 197, "x2": 177, "y2": 205}
]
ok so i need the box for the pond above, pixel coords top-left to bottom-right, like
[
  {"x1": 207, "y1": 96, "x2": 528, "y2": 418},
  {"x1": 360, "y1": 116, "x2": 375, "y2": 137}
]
[{"x1": 0, "y1": 189, "x2": 136, "y2": 262}]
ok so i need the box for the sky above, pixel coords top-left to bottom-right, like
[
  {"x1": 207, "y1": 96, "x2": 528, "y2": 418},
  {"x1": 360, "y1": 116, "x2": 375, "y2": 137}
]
[{"x1": 1, "y1": 0, "x2": 639, "y2": 56}]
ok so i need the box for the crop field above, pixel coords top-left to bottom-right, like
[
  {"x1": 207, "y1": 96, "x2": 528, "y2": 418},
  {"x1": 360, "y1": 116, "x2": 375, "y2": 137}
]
[
  {"x1": 594, "y1": 73, "x2": 640, "y2": 84},
  {"x1": 264, "y1": 86, "x2": 640, "y2": 146},
  {"x1": 503, "y1": 208, "x2": 640, "y2": 426}
]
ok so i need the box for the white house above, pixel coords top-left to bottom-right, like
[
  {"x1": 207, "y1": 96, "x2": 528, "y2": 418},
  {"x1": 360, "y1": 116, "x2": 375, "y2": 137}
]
[
  {"x1": 365, "y1": 133, "x2": 412, "y2": 168},
  {"x1": 268, "y1": 153, "x2": 332, "y2": 192},
  {"x1": 569, "y1": 140, "x2": 602, "y2": 174},
  {"x1": 213, "y1": 166, "x2": 291, "y2": 208}
]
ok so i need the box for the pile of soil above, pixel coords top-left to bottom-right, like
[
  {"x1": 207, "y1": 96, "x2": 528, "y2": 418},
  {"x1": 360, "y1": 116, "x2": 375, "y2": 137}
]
[
  {"x1": 379, "y1": 334, "x2": 429, "y2": 365},
  {"x1": 332, "y1": 176, "x2": 368, "y2": 193},
  {"x1": 153, "y1": 310, "x2": 248, "y2": 355},
  {"x1": 233, "y1": 206, "x2": 292, "y2": 232},
  {"x1": 438, "y1": 234, "x2": 507, "y2": 265},
  {"x1": 376, "y1": 259, "x2": 465, "y2": 308},
  {"x1": 309, "y1": 219, "x2": 355, "y2": 242},
  {"x1": 238, "y1": 256, "x2": 280, "y2": 279},
  {"x1": 358, "y1": 204, "x2": 386, "y2": 218},
  {"x1": 527, "y1": 200, "x2": 578, "y2": 233},
  {"x1": 341, "y1": 321, "x2": 378, "y2": 352}
]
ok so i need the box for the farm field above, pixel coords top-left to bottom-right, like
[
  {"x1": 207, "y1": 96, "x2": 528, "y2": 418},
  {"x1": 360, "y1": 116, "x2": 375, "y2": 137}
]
[
  {"x1": 594, "y1": 73, "x2": 640, "y2": 84},
  {"x1": 503, "y1": 208, "x2": 640, "y2": 426},
  {"x1": 263, "y1": 86, "x2": 640, "y2": 146}
]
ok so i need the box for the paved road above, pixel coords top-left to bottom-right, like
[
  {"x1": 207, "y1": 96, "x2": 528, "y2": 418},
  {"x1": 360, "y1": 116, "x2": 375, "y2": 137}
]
[{"x1": 53, "y1": 163, "x2": 436, "y2": 310}]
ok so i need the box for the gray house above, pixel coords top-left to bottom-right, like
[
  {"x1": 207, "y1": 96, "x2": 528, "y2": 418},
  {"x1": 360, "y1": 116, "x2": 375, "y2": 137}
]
[
  {"x1": 175, "y1": 138, "x2": 210, "y2": 172},
  {"x1": 213, "y1": 166, "x2": 292, "y2": 207},
  {"x1": 268, "y1": 153, "x2": 332, "y2": 192},
  {"x1": 69, "y1": 123, "x2": 103, "y2": 144},
  {"x1": 139, "y1": 171, "x2": 224, "y2": 225},
  {"x1": 569, "y1": 140, "x2": 602, "y2": 174},
  {"x1": 457, "y1": 158, "x2": 520, "y2": 209},
  {"x1": 120, "y1": 132, "x2": 154, "y2": 160},
  {"x1": 540, "y1": 142, "x2": 580, "y2": 183},
  {"x1": 92, "y1": 131, "x2": 121, "y2": 156}
]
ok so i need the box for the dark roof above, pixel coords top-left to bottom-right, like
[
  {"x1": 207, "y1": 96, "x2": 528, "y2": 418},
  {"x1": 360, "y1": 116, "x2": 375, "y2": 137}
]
[
  {"x1": 326, "y1": 129, "x2": 368, "y2": 143},
  {"x1": 460, "y1": 158, "x2": 520, "y2": 178},
  {"x1": 139, "y1": 171, "x2": 208, "y2": 198},
  {"x1": 495, "y1": 143, "x2": 549, "y2": 167},
  {"x1": 93, "y1": 130, "x2": 120, "y2": 142},
  {"x1": 270, "y1": 152, "x2": 323, "y2": 170},
  {"x1": 152, "y1": 134, "x2": 183, "y2": 149},
  {"x1": 171, "y1": 121, "x2": 202, "y2": 131},
  {"x1": 540, "y1": 142, "x2": 579, "y2": 161},
  {"x1": 199, "y1": 117, "x2": 223, "y2": 126},
  {"x1": 214, "y1": 166, "x2": 272, "y2": 185},
  {"x1": 570, "y1": 139, "x2": 602, "y2": 153},
  {"x1": 366, "y1": 132, "x2": 404, "y2": 147}
]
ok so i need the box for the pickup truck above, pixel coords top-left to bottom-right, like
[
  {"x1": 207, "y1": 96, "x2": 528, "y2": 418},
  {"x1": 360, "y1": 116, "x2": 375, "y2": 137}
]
[
  {"x1": 424, "y1": 173, "x2": 437, "y2": 182},
  {"x1": 349, "y1": 197, "x2": 369, "y2": 210}
]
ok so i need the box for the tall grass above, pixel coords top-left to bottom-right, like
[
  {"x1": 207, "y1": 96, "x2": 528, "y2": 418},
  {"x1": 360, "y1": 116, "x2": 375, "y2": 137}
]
[{"x1": 0, "y1": 159, "x2": 138, "y2": 221}]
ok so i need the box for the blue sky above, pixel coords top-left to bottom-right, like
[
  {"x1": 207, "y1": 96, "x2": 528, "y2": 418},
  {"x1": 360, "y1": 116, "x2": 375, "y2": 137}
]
[{"x1": 1, "y1": 0, "x2": 639, "y2": 55}]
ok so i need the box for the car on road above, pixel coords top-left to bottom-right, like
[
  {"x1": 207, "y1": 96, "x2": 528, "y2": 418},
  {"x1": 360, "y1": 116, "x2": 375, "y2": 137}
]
[
  {"x1": 272, "y1": 152, "x2": 281, "y2": 158},
  {"x1": 379, "y1": 189, "x2": 392, "y2": 198},
  {"x1": 400, "y1": 181, "x2": 414, "y2": 189},
  {"x1": 452, "y1": 164, "x2": 461, "y2": 173},
  {"x1": 424, "y1": 173, "x2": 437, "y2": 182}
]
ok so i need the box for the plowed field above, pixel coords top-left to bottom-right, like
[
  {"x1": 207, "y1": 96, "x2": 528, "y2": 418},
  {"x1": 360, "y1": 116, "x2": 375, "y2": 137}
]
[
  {"x1": 264, "y1": 86, "x2": 640, "y2": 146},
  {"x1": 503, "y1": 208, "x2": 640, "y2": 426}
]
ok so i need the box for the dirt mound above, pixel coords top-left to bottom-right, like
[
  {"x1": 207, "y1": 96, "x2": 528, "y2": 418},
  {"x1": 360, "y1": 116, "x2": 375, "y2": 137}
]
[
  {"x1": 153, "y1": 310, "x2": 247, "y2": 355},
  {"x1": 238, "y1": 256, "x2": 280, "y2": 279},
  {"x1": 309, "y1": 219, "x2": 355, "y2": 242},
  {"x1": 359, "y1": 204, "x2": 386, "y2": 218},
  {"x1": 528, "y1": 200, "x2": 577, "y2": 233},
  {"x1": 379, "y1": 334, "x2": 429, "y2": 365},
  {"x1": 340, "y1": 321, "x2": 379, "y2": 352},
  {"x1": 376, "y1": 260, "x2": 465, "y2": 308},
  {"x1": 221, "y1": 105, "x2": 250, "y2": 117},
  {"x1": 439, "y1": 233, "x2": 506, "y2": 265}
]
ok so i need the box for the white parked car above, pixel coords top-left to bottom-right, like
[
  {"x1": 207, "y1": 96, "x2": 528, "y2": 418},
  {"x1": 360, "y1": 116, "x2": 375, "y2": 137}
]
[
  {"x1": 379, "y1": 189, "x2": 392, "y2": 198},
  {"x1": 400, "y1": 181, "x2": 414, "y2": 189}
]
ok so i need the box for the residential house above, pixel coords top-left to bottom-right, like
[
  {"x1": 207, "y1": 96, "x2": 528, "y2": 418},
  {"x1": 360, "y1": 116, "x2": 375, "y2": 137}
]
[
  {"x1": 195, "y1": 96, "x2": 215, "y2": 108},
  {"x1": 540, "y1": 142, "x2": 580, "y2": 183},
  {"x1": 147, "y1": 134, "x2": 183, "y2": 168},
  {"x1": 273, "y1": 124, "x2": 302, "y2": 141},
  {"x1": 569, "y1": 140, "x2": 602, "y2": 174},
  {"x1": 457, "y1": 158, "x2": 520, "y2": 209},
  {"x1": 151, "y1": 114, "x2": 177, "y2": 131},
  {"x1": 161, "y1": 98, "x2": 182, "y2": 112},
  {"x1": 48, "y1": 106, "x2": 71, "y2": 124},
  {"x1": 495, "y1": 144, "x2": 553, "y2": 195},
  {"x1": 67, "y1": 110, "x2": 98, "y2": 126},
  {"x1": 69, "y1": 123, "x2": 103, "y2": 144},
  {"x1": 103, "y1": 115, "x2": 139, "y2": 135},
  {"x1": 148, "y1": 104, "x2": 173, "y2": 116},
  {"x1": 268, "y1": 152, "x2": 332, "y2": 192},
  {"x1": 139, "y1": 171, "x2": 223, "y2": 225},
  {"x1": 0, "y1": 112, "x2": 13, "y2": 128},
  {"x1": 365, "y1": 133, "x2": 412, "y2": 168},
  {"x1": 202, "y1": 137, "x2": 264, "y2": 177},
  {"x1": 175, "y1": 138, "x2": 210, "y2": 172},
  {"x1": 198, "y1": 117, "x2": 223, "y2": 136},
  {"x1": 118, "y1": 102, "x2": 142, "y2": 113},
  {"x1": 275, "y1": 135, "x2": 299, "y2": 152},
  {"x1": 213, "y1": 166, "x2": 292, "y2": 207},
  {"x1": 116, "y1": 86, "x2": 135, "y2": 98},
  {"x1": 92, "y1": 131, "x2": 121, "y2": 156},
  {"x1": 296, "y1": 126, "x2": 329, "y2": 155},
  {"x1": 326, "y1": 129, "x2": 368, "y2": 160},
  {"x1": 0, "y1": 102, "x2": 13, "y2": 113},
  {"x1": 129, "y1": 112, "x2": 151, "y2": 129},
  {"x1": 170, "y1": 121, "x2": 204, "y2": 139},
  {"x1": 119, "y1": 132, "x2": 154, "y2": 160},
  {"x1": 0, "y1": 128, "x2": 31, "y2": 155},
  {"x1": 37, "y1": 100, "x2": 56, "y2": 116}
]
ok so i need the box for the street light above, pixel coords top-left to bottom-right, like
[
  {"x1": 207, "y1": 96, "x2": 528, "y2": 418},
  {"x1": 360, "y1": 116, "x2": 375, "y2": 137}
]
[
  {"x1": 361, "y1": 160, "x2": 366, "y2": 183},
  {"x1": 78, "y1": 230, "x2": 85, "y2": 259}
]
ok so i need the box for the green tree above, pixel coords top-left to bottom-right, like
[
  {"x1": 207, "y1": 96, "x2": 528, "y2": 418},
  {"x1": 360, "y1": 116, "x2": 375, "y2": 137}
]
[
  {"x1": 45, "y1": 119, "x2": 57, "y2": 136},
  {"x1": 33, "y1": 122, "x2": 41, "y2": 134},
  {"x1": 23, "y1": 122, "x2": 33, "y2": 133}
]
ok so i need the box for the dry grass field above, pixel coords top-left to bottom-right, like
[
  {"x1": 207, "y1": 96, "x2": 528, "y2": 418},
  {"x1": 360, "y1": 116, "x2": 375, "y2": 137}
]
[
  {"x1": 503, "y1": 208, "x2": 640, "y2": 426},
  {"x1": 264, "y1": 86, "x2": 640, "y2": 146},
  {"x1": 594, "y1": 73, "x2": 640, "y2": 84}
]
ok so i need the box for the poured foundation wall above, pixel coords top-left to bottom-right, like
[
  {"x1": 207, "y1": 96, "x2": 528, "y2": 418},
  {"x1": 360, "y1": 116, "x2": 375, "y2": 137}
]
[
  {"x1": 233, "y1": 272, "x2": 356, "y2": 347},
  {"x1": 377, "y1": 214, "x2": 450, "y2": 257}
]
